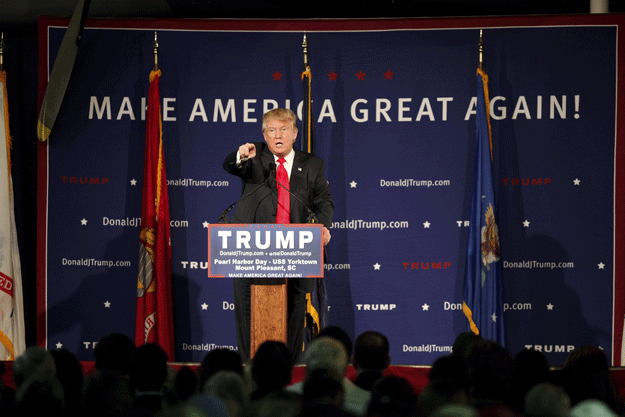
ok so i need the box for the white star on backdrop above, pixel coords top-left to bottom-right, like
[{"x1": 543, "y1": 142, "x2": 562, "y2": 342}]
[
  {"x1": 130, "y1": 179, "x2": 137, "y2": 186},
  {"x1": 201, "y1": 303, "x2": 209, "y2": 310},
  {"x1": 203, "y1": 221, "x2": 210, "y2": 228},
  {"x1": 547, "y1": 303, "x2": 554, "y2": 310},
  {"x1": 56, "y1": 342, "x2": 63, "y2": 349},
  {"x1": 598, "y1": 262, "x2": 605, "y2": 269},
  {"x1": 491, "y1": 313, "x2": 498, "y2": 322},
  {"x1": 422, "y1": 303, "x2": 429, "y2": 311},
  {"x1": 373, "y1": 263, "x2": 381, "y2": 270},
  {"x1": 573, "y1": 178, "x2": 581, "y2": 185},
  {"x1": 104, "y1": 301, "x2": 111, "y2": 308},
  {"x1": 81, "y1": 218, "x2": 88, "y2": 225},
  {"x1": 423, "y1": 221, "x2": 431, "y2": 228},
  {"x1": 350, "y1": 181, "x2": 357, "y2": 188},
  {"x1": 523, "y1": 220, "x2": 530, "y2": 227}
]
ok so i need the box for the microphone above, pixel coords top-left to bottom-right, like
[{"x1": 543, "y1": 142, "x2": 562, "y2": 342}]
[
  {"x1": 217, "y1": 165, "x2": 276, "y2": 223},
  {"x1": 273, "y1": 175, "x2": 319, "y2": 224}
]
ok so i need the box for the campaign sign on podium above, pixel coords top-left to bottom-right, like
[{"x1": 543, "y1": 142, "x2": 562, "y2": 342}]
[{"x1": 207, "y1": 224, "x2": 324, "y2": 278}]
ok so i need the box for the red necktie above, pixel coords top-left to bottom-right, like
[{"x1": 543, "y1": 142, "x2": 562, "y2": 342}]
[{"x1": 276, "y1": 157, "x2": 290, "y2": 224}]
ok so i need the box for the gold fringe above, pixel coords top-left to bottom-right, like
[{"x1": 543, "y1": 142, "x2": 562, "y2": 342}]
[
  {"x1": 149, "y1": 70, "x2": 164, "y2": 218},
  {"x1": 301, "y1": 67, "x2": 313, "y2": 153},
  {"x1": 0, "y1": 329, "x2": 15, "y2": 361},
  {"x1": 477, "y1": 68, "x2": 493, "y2": 161},
  {"x1": 462, "y1": 301, "x2": 480, "y2": 336}
]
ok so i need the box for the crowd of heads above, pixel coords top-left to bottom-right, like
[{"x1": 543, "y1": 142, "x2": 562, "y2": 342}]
[{"x1": 0, "y1": 329, "x2": 623, "y2": 417}]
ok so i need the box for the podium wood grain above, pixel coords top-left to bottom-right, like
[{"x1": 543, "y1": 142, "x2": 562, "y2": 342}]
[{"x1": 250, "y1": 278, "x2": 287, "y2": 358}]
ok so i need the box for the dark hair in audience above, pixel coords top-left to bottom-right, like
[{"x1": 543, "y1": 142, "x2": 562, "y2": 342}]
[
  {"x1": 317, "y1": 326, "x2": 353, "y2": 358},
  {"x1": 417, "y1": 378, "x2": 467, "y2": 417},
  {"x1": 93, "y1": 333, "x2": 136, "y2": 376},
  {"x1": 251, "y1": 341, "x2": 292, "y2": 398},
  {"x1": 368, "y1": 376, "x2": 417, "y2": 417},
  {"x1": 174, "y1": 365, "x2": 199, "y2": 402},
  {"x1": 354, "y1": 330, "x2": 389, "y2": 370},
  {"x1": 130, "y1": 343, "x2": 169, "y2": 392},
  {"x1": 451, "y1": 332, "x2": 482, "y2": 359},
  {"x1": 555, "y1": 346, "x2": 625, "y2": 413},
  {"x1": 466, "y1": 340, "x2": 513, "y2": 405},
  {"x1": 303, "y1": 368, "x2": 343, "y2": 403},
  {"x1": 51, "y1": 348, "x2": 84, "y2": 416},
  {"x1": 429, "y1": 354, "x2": 471, "y2": 395},
  {"x1": 198, "y1": 348, "x2": 244, "y2": 391},
  {"x1": 509, "y1": 348, "x2": 550, "y2": 412}
]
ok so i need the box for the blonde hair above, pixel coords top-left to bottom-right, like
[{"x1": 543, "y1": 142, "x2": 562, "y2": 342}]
[{"x1": 262, "y1": 108, "x2": 298, "y2": 132}]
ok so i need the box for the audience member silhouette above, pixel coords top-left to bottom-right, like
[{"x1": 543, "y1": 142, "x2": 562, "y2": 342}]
[
  {"x1": 93, "y1": 333, "x2": 136, "y2": 377},
  {"x1": 252, "y1": 389, "x2": 305, "y2": 417},
  {"x1": 172, "y1": 365, "x2": 199, "y2": 403},
  {"x1": 289, "y1": 334, "x2": 371, "y2": 416},
  {"x1": 508, "y1": 348, "x2": 550, "y2": 412},
  {"x1": 12, "y1": 346, "x2": 56, "y2": 389},
  {"x1": 130, "y1": 343, "x2": 170, "y2": 416},
  {"x1": 203, "y1": 370, "x2": 249, "y2": 417},
  {"x1": 367, "y1": 375, "x2": 418, "y2": 417},
  {"x1": 450, "y1": 332, "x2": 482, "y2": 360},
  {"x1": 557, "y1": 345, "x2": 625, "y2": 414},
  {"x1": 318, "y1": 326, "x2": 354, "y2": 361},
  {"x1": 523, "y1": 382, "x2": 570, "y2": 417},
  {"x1": 353, "y1": 331, "x2": 390, "y2": 391},
  {"x1": 83, "y1": 334, "x2": 136, "y2": 417},
  {"x1": 50, "y1": 348, "x2": 84, "y2": 417},
  {"x1": 416, "y1": 378, "x2": 468, "y2": 417},
  {"x1": 464, "y1": 339, "x2": 516, "y2": 414},
  {"x1": 428, "y1": 354, "x2": 471, "y2": 396},
  {"x1": 250, "y1": 340, "x2": 292, "y2": 401},
  {"x1": 197, "y1": 347, "x2": 244, "y2": 392}
]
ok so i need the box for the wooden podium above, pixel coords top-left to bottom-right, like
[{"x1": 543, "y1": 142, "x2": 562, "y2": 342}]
[
  {"x1": 207, "y1": 223, "x2": 324, "y2": 359},
  {"x1": 250, "y1": 278, "x2": 287, "y2": 357}
]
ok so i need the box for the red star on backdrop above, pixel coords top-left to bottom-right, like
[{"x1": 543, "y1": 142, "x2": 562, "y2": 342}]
[
  {"x1": 272, "y1": 71, "x2": 282, "y2": 81},
  {"x1": 356, "y1": 70, "x2": 366, "y2": 80},
  {"x1": 384, "y1": 69, "x2": 394, "y2": 80},
  {"x1": 328, "y1": 70, "x2": 338, "y2": 81}
]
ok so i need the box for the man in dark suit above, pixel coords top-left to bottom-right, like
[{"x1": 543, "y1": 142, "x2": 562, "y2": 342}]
[{"x1": 222, "y1": 108, "x2": 334, "y2": 364}]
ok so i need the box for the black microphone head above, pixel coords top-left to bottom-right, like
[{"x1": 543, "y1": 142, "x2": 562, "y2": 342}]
[{"x1": 268, "y1": 162, "x2": 277, "y2": 172}]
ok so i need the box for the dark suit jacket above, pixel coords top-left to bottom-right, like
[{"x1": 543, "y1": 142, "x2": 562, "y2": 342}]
[
  {"x1": 223, "y1": 142, "x2": 334, "y2": 228},
  {"x1": 223, "y1": 142, "x2": 334, "y2": 292}
]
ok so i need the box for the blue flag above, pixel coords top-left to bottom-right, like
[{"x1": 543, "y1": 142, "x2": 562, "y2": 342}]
[{"x1": 463, "y1": 68, "x2": 505, "y2": 346}]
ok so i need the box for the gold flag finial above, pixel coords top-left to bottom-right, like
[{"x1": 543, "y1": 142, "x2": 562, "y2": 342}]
[{"x1": 153, "y1": 32, "x2": 159, "y2": 71}]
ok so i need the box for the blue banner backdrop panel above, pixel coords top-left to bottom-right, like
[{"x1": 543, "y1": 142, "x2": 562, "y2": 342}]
[{"x1": 37, "y1": 16, "x2": 624, "y2": 365}]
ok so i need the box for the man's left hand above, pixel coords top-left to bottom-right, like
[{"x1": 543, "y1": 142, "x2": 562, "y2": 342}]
[{"x1": 322, "y1": 226, "x2": 331, "y2": 246}]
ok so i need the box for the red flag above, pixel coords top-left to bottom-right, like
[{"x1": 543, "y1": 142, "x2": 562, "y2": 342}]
[{"x1": 135, "y1": 69, "x2": 174, "y2": 360}]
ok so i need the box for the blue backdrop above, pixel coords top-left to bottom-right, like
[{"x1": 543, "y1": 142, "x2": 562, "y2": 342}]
[{"x1": 38, "y1": 16, "x2": 624, "y2": 365}]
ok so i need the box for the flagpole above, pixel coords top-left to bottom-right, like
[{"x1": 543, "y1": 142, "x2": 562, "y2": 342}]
[
  {"x1": 0, "y1": 33, "x2": 4, "y2": 72},
  {"x1": 302, "y1": 33, "x2": 308, "y2": 70}
]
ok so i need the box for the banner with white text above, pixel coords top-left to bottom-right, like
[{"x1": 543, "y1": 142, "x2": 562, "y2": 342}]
[{"x1": 37, "y1": 15, "x2": 625, "y2": 365}]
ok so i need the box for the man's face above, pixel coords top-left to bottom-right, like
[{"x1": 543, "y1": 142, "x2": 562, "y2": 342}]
[{"x1": 263, "y1": 118, "x2": 297, "y2": 158}]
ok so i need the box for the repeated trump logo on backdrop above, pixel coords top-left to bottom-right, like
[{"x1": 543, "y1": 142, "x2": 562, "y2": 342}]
[{"x1": 38, "y1": 16, "x2": 623, "y2": 365}]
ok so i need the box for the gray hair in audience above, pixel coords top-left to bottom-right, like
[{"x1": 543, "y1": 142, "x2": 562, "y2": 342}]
[
  {"x1": 203, "y1": 370, "x2": 249, "y2": 416},
  {"x1": 524, "y1": 382, "x2": 571, "y2": 417},
  {"x1": 303, "y1": 336, "x2": 348, "y2": 382},
  {"x1": 12, "y1": 346, "x2": 57, "y2": 388}
]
